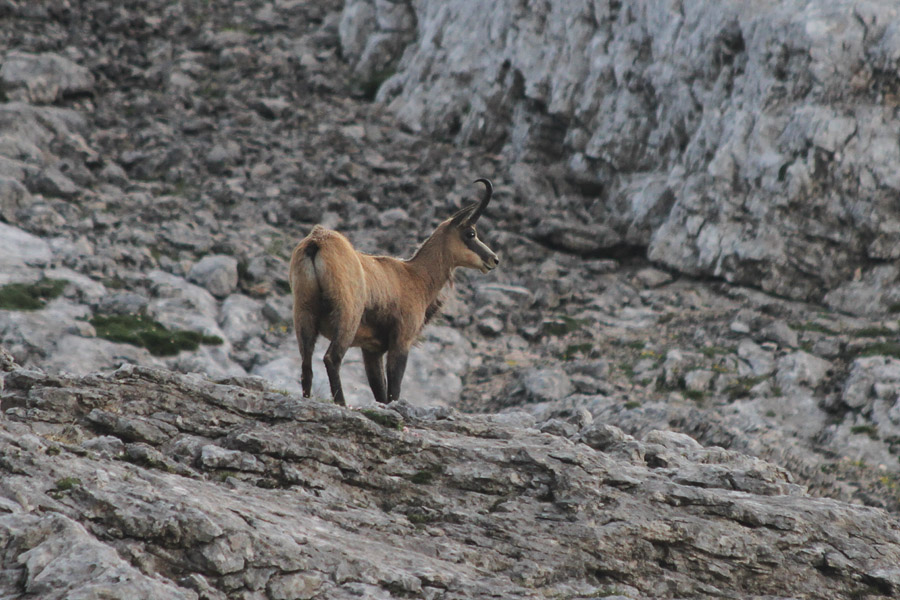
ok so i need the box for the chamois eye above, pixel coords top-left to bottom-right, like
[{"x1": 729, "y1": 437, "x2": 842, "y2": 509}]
[{"x1": 465, "y1": 229, "x2": 476, "y2": 239}]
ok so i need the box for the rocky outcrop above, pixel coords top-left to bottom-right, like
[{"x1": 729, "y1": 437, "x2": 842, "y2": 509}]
[
  {"x1": 3, "y1": 355, "x2": 900, "y2": 599},
  {"x1": 341, "y1": 0, "x2": 900, "y2": 311},
  {"x1": 5, "y1": 5, "x2": 900, "y2": 597}
]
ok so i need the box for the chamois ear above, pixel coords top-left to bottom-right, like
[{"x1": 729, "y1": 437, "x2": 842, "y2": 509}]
[
  {"x1": 449, "y1": 178, "x2": 493, "y2": 227},
  {"x1": 449, "y1": 203, "x2": 478, "y2": 227}
]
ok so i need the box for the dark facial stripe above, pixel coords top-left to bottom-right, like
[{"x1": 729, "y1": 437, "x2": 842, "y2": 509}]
[{"x1": 464, "y1": 232, "x2": 494, "y2": 261}]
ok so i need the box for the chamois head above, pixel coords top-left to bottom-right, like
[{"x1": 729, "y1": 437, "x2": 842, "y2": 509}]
[{"x1": 441, "y1": 178, "x2": 500, "y2": 273}]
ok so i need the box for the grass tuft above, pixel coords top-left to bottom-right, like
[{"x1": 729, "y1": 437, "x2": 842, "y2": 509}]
[
  {"x1": 850, "y1": 424, "x2": 879, "y2": 440},
  {"x1": 54, "y1": 477, "x2": 81, "y2": 491},
  {"x1": 852, "y1": 327, "x2": 894, "y2": 338},
  {"x1": 855, "y1": 342, "x2": 900, "y2": 360},
  {"x1": 790, "y1": 321, "x2": 838, "y2": 336}
]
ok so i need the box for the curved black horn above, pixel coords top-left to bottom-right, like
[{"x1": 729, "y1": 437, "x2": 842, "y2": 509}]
[{"x1": 467, "y1": 178, "x2": 493, "y2": 224}]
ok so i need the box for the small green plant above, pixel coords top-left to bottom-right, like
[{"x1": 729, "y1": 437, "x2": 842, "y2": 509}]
[
  {"x1": 766, "y1": 410, "x2": 776, "y2": 418},
  {"x1": 91, "y1": 313, "x2": 223, "y2": 357},
  {"x1": 544, "y1": 315, "x2": 590, "y2": 336},
  {"x1": 102, "y1": 277, "x2": 128, "y2": 290},
  {"x1": 683, "y1": 389, "x2": 706, "y2": 403},
  {"x1": 54, "y1": 477, "x2": 81, "y2": 492},
  {"x1": 852, "y1": 327, "x2": 894, "y2": 338},
  {"x1": 360, "y1": 408, "x2": 404, "y2": 430},
  {"x1": 561, "y1": 342, "x2": 593, "y2": 361},
  {"x1": 0, "y1": 279, "x2": 68, "y2": 310},
  {"x1": 700, "y1": 345, "x2": 732, "y2": 358},
  {"x1": 850, "y1": 424, "x2": 879, "y2": 440},
  {"x1": 619, "y1": 362, "x2": 635, "y2": 379},
  {"x1": 359, "y1": 68, "x2": 396, "y2": 101},
  {"x1": 855, "y1": 342, "x2": 900, "y2": 360},
  {"x1": 217, "y1": 470, "x2": 238, "y2": 482},
  {"x1": 724, "y1": 375, "x2": 769, "y2": 401},
  {"x1": 409, "y1": 466, "x2": 443, "y2": 485},
  {"x1": 790, "y1": 321, "x2": 838, "y2": 336},
  {"x1": 406, "y1": 511, "x2": 435, "y2": 526},
  {"x1": 623, "y1": 400, "x2": 641, "y2": 410},
  {"x1": 46, "y1": 446, "x2": 61, "y2": 456}
]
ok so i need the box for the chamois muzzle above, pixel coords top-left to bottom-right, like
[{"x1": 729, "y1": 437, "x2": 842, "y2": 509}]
[{"x1": 480, "y1": 251, "x2": 500, "y2": 273}]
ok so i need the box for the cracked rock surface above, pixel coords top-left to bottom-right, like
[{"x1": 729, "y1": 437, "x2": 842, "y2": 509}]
[{"x1": 3, "y1": 357, "x2": 900, "y2": 599}]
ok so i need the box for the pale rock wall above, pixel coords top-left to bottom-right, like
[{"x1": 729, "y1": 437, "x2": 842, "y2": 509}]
[{"x1": 341, "y1": 0, "x2": 900, "y2": 312}]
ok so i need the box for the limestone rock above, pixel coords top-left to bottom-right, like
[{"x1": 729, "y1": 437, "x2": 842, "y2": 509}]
[
  {"x1": 3, "y1": 361, "x2": 900, "y2": 599},
  {"x1": 0, "y1": 176, "x2": 32, "y2": 223},
  {"x1": 0, "y1": 51, "x2": 95, "y2": 103},
  {"x1": 188, "y1": 256, "x2": 239, "y2": 299},
  {"x1": 342, "y1": 0, "x2": 900, "y2": 307}
]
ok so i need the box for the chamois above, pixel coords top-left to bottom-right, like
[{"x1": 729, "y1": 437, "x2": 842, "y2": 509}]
[{"x1": 289, "y1": 179, "x2": 499, "y2": 406}]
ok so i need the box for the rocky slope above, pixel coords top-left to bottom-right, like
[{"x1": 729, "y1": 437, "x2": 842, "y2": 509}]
[
  {"x1": 343, "y1": 0, "x2": 900, "y2": 311},
  {"x1": 3, "y1": 0, "x2": 900, "y2": 595},
  {"x1": 4, "y1": 350, "x2": 900, "y2": 599}
]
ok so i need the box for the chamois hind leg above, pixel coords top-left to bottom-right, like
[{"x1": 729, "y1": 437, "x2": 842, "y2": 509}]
[
  {"x1": 294, "y1": 314, "x2": 318, "y2": 398},
  {"x1": 322, "y1": 310, "x2": 362, "y2": 407},
  {"x1": 386, "y1": 348, "x2": 409, "y2": 403},
  {"x1": 362, "y1": 349, "x2": 388, "y2": 404}
]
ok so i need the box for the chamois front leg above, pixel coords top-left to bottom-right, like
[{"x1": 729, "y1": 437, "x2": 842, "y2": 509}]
[
  {"x1": 386, "y1": 348, "x2": 409, "y2": 403},
  {"x1": 363, "y1": 349, "x2": 388, "y2": 404}
]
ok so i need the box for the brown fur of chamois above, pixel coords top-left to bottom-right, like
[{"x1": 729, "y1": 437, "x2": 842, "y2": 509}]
[{"x1": 289, "y1": 179, "x2": 499, "y2": 405}]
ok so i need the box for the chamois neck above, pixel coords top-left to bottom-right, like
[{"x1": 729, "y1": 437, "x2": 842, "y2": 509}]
[{"x1": 407, "y1": 230, "x2": 454, "y2": 299}]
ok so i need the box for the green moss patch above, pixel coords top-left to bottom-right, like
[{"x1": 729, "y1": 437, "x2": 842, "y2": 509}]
[
  {"x1": 855, "y1": 342, "x2": 900, "y2": 360},
  {"x1": 0, "y1": 278, "x2": 68, "y2": 310},
  {"x1": 360, "y1": 408, "x2": 404, "y2": 430},
  {"x1": 90, "y1": 313, "x2": 223, "y2": 357}
]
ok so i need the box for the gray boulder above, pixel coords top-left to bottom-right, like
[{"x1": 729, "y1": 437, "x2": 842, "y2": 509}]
[
  {"x1": 0, "y1": 51, "x2": 95, "y2": 104},
  {"x1": 187, "y1": 256, "x2": 239, "y2": 299}
]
